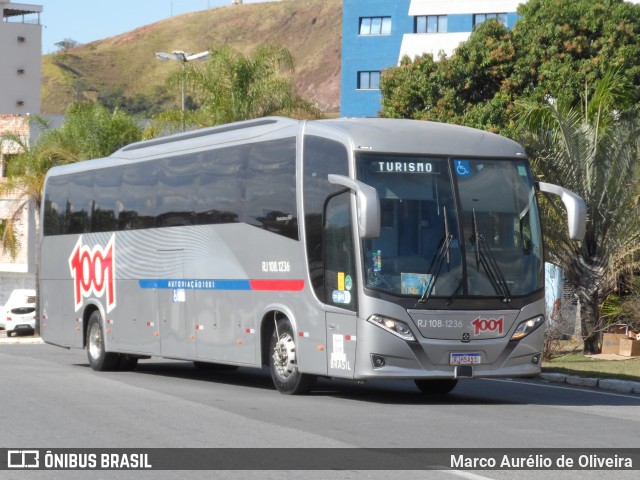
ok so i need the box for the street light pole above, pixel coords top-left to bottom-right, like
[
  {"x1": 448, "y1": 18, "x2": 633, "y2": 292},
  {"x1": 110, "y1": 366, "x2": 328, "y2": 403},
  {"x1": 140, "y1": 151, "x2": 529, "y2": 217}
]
[{"x1": 155, "y1": 50, "x2": 209, "y2": 130}]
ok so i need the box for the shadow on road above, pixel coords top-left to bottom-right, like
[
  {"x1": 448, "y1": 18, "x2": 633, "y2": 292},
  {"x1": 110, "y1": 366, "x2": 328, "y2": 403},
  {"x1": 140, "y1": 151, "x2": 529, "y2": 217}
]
[{"x1": 74, "y1": 359, "x2": 640, "y2": 407}]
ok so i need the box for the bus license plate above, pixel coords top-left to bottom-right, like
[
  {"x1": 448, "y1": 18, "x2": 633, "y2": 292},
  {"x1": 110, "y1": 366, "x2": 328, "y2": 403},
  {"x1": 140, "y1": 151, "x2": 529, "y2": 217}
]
[{"x1": 450, "y1": 353, "x2": 481, "y2": 365}]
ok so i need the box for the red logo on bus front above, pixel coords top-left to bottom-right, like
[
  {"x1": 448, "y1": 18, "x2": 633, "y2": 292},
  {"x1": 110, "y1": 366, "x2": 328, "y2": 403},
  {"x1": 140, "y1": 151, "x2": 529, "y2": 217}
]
[
  {"x1": 472, "y1": 317, "x2": 503, "y2": 336},
  {"x1": 69, "y1": 235, "x2": 116, "y2": 313}
]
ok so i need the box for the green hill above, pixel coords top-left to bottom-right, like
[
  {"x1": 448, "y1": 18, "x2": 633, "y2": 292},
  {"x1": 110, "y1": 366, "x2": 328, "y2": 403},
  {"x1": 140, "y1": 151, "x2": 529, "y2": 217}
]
[{"x1": 41, "y1": 0, "x2": 342, "y2": 115}]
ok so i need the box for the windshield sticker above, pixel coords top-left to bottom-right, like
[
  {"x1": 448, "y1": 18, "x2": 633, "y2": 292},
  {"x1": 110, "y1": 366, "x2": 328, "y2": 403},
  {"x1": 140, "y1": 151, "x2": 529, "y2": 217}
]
[
  {"x1": 372, "y1": 250, "x2": 382, "y2": 272},
  {"x1": 517, "y1": 165, "x2": 528, "y2": 177},
  {"x1": 332, "y1": 290, "x2": 352, "y2": 304},
  {"x1": 454, "y1": 160, "x2": 471, "y2": 177},
  {"x1": 345, "y1": 275, "x2": 353, "y2": 291},
  {"x1": 401, "y1": 273, "x2": 432, "y2": 295},
  {"x1": 338, "y1": 272, "x2": 345, "y2": 291}
]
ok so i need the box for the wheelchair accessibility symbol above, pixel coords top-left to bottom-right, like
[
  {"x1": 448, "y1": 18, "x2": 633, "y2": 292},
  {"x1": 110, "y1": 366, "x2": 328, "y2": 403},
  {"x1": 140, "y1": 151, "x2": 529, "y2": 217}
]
[{"x1": 455, "y1": 160, "x2": 471, "y2": 176}]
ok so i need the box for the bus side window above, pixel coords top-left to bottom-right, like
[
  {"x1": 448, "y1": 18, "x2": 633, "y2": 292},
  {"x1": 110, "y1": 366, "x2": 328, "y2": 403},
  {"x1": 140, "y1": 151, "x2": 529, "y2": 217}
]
[
  {"x1": 324, "y1": 192, "x2": 356, "y2": 311},
  {"x1": 303, "y1": 135, "x2": 350, "y2": 302},
  {"x1": 243, "y1": 138, "x2": 297, "y2": 240}
]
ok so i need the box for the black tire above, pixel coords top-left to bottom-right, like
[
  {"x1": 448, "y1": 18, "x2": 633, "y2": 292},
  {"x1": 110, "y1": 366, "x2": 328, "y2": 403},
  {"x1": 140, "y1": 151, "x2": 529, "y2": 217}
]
[
  {"x1": 414, "y1": 379, "x2": 458, "y2": 395},
  {"x1": 193, "y1": 361, "x2": 239, "y2": 372},
  {"x1": 86, "y1": 311, "x2": 120, "y2": 371},
  {"x1": 117, "y1": 354, "x2": 139, "y2": 371},
  {"x1": 269, "y1": 318, "x2": 316, "y2": 395},
  {"x1": 6, "y1": 331, "x2": 12, "y2": 338}
]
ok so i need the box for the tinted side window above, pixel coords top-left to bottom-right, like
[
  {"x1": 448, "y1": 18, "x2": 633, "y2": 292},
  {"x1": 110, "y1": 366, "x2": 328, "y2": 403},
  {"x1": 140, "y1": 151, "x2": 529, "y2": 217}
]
[
  {"x1": 119, "y1": 163, "x2": 158, "y2": 230},
  {"x1": 43, "y1": 176, "x2": 69, "y2": 236},
  {"x1": 156, "y1": 155, "x2": 198, "y2": 227},
  {"x1": 196, "y1": 148, "x2": 243, "y2": 225},
  {"x1": 92, "y1": 168, "x2": 121, "y2": 232},
  {"x1": 303, "y1": 135, "x2": 350, "y2": 301},
  {"x1": 43, "y1": 137, "x2": 298, "y2": 238},
  {"x1": 242, "y1": 138, "x2": 297, "y2": 240},
  {"x1": 324, "y1": 191, "x2": 357, "y2": 311},
  {"x1": 66, "y1": 172, "x2": 93, "y2": 234}
]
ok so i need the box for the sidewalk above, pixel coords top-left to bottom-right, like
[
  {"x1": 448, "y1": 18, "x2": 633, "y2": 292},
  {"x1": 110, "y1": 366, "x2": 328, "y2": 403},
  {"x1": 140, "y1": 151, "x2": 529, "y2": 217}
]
[
  {"x1": 539, "y1": 371, "x2": 640, "y2": 394},
  {"x1": 0, "y1": 330, "x2": 44, "y2": 345}
]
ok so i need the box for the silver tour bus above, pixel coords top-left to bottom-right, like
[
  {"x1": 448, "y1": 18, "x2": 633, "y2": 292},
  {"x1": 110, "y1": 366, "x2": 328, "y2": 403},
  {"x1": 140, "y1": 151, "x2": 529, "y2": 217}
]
[{"x1": 40, "y1": 117, "x2": 585, "y2": 394}]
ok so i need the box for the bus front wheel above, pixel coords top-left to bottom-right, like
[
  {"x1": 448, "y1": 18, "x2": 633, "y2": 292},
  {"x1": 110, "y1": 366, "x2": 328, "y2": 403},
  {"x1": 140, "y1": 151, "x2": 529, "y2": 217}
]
[
  {"x1": 414, "y1": 379, "x2": 458, "y2": 395},
  {"x1": 86, "y1": 311, "x2": 120, "y2": 371},
  {"x1": 269, "y1": 318, "x2": 316, "y2": 395}
]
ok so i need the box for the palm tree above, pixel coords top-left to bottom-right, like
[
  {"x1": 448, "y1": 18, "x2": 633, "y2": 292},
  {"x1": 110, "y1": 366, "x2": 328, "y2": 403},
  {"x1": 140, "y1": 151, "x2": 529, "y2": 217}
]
[
  {"x1": 517, "y1": 71, "x2": 640, "y2": 354},
  {"x1": 1, "y1": 103, "x2": 143, "y2": 333},
  {"x1": 149, "y1": 44, "x2": 320, "y2": 134},
  {"x1": 1, "y1": 103, "x2": 143, "y2": 253}
]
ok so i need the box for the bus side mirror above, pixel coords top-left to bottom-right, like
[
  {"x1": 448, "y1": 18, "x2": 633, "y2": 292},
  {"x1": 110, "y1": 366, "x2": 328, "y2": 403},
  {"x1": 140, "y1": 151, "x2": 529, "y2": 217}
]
[
  {"x1": 328, "y1": 174, "x2": 380, "y2": 239},
  {"x1": 537, "y1": 182, "x2": 587, "y2": 241}
]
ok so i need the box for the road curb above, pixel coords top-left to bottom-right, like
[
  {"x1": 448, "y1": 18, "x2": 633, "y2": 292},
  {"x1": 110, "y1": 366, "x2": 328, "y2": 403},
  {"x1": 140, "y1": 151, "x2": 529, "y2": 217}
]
[{"x1": 540, "y1": 372, "x2": 640, "y2": 395}]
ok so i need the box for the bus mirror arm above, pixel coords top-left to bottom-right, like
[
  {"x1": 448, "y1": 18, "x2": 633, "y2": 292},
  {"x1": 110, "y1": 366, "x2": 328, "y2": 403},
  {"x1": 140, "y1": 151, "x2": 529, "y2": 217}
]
[
  {"x1": 537, "y1": 182, "x2": 587, "y2": 241},
  {"x1": 328, "y1": 174, "x2": 381, "y2": 238}
]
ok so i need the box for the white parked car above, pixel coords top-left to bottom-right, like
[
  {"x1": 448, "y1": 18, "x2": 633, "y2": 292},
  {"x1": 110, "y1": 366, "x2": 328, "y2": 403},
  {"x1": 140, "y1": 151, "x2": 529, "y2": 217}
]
[{"x1": 0, "y1": 289, "x2": 37, "y2": 337}]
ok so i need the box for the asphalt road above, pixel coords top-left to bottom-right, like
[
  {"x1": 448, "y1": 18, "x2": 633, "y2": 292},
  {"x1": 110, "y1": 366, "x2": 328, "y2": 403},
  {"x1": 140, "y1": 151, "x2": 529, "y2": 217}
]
[{"x1": 1, "y1": 343, "x2": 639, "y2": 480}]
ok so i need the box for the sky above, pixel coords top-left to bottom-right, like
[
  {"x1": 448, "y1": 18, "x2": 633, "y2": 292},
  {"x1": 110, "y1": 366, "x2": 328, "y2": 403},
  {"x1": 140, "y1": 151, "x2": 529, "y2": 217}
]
[{"x1": 33, "y1": 0, "x2": 272, "y2": 55}]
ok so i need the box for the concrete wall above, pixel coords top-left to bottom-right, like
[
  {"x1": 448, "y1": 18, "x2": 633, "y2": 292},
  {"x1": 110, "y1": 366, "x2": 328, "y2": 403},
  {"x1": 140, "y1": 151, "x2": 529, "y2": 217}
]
[{"x1": 0, "y1": 2, "x2": 42, "y2": 115}]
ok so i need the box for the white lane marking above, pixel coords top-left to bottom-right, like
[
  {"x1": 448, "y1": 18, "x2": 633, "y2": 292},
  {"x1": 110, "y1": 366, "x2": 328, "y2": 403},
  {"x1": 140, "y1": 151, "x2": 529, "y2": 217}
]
[{"x1": 482, "y1": 378, "x2": 640, "y2": 400}]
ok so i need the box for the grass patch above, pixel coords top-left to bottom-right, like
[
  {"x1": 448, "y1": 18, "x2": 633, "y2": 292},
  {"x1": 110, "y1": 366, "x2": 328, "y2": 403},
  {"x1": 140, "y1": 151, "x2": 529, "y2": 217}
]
[{"x1": 543, "y1": 350, "x2": 640, "y2": 382}]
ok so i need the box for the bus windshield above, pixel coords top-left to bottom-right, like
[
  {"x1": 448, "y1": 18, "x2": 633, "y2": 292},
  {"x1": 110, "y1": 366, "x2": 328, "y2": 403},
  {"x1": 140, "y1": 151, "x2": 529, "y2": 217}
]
[{"x1": 357, "y1": 154, "x2": 543, "y2": 300}]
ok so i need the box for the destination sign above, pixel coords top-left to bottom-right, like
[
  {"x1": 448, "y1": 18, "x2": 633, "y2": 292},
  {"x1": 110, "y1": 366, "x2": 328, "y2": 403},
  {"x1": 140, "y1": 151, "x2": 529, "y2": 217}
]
[{"x1": 371, "y1": 160, "x2": 438, "y2": 174}]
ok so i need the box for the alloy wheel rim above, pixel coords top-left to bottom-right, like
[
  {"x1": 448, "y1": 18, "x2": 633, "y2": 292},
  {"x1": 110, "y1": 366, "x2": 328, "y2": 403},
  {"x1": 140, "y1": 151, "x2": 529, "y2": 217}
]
[
  {"x1": 88, "y1": 322, "x2": 101, "y2": 360},
  {"x1": 272, "y1": 333, "x2": 296, "y2": 381}
]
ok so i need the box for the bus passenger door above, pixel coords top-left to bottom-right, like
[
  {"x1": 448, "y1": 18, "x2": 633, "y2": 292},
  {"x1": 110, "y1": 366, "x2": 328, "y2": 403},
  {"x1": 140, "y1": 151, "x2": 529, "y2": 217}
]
[{"x1": 324, "y1": 192, "x2": 358, "y2": 378}]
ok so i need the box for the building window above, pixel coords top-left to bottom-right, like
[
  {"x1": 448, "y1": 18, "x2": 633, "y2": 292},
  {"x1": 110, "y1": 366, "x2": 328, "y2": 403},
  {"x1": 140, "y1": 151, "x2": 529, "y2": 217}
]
[
  {"x1": 360, "y1": 16, "x2": 392, "y2": 35},
  {"x1": 358, "y1": 71, "x2": 381, "y2": 90},
  {"x1": 473, "y1": 13, "x2": 508, "y2": 28},
  {"x1": 415, "y1": 15, "x2": 447, "y2": 34}
]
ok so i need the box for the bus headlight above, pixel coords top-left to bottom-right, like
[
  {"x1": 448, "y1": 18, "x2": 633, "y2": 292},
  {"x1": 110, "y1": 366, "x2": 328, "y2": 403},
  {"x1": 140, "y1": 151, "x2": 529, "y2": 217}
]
[
  {"x1": 511, "y1": 315, "x2": 544, "y2": 341},
  {"x1": 367, "y1": 315, "x2": 416, "y2": 342}
]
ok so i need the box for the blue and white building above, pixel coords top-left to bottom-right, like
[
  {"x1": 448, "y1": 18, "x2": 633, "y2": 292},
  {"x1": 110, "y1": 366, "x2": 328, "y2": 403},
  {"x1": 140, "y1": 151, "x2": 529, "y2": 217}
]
[
  {"x1": 340, "y1": 0, "x2": 524, "y2": 117},
  {"x1": 341, "y1": 0, "x2": 640, "y2": 117}
]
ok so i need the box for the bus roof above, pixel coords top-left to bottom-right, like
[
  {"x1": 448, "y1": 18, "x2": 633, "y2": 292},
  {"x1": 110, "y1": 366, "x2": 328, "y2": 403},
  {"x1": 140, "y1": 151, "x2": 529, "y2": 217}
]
[
  {"x1": 314, "y1": 117, "x2": 526, "y2": 158},
  {"x1": 45, "y1": 117, "x2": 526, "y2": 179}
]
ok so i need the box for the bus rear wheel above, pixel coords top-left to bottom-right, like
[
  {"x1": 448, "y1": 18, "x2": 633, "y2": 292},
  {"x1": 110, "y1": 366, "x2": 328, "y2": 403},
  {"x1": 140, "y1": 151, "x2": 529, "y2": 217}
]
[
  {"x1": 86, "y1": 311, "x2": 120, "y2": 371},
  {"x1": 414, "y1": 379, "x2": 458, "y2": 395},
  {"x1": 269, "y1": 318, "x2": 316, "y2": 395}
]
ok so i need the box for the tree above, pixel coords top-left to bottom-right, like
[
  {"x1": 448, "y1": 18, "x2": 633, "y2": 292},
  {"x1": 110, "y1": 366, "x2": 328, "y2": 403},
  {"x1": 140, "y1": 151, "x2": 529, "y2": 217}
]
[
  {"x1": 54, "y1": 38, "x2": 79, "y2": 52},
  {"x1": 517, "y1": 71, "x2": 640, "y2": 354},
  {"x1": 380, "y1": 19, "x2": 516, "y2": 133},
  {"x1": 512, "y1": 0, "x2": 640, "y2": 106},
  {"x1": 0, "y1": 103, "x2": 143, "y2": 332},
  {"x1": 97, "y1": 86, "x2": 171, "y2": 116},
  {"x1": 379, "y1": 0, "x2": 640, "y2": 136},
  {"x1": 1, "y1": 102, "x2": 143, "y2": 254},
  {"x1": 149, "y1": 44, "x2": 320, "y2": 134}
]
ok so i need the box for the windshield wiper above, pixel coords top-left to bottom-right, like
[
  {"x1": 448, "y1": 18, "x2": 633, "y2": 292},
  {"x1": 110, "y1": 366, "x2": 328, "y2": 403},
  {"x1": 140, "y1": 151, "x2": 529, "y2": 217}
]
[
  {"x1": 445, "y1": 278, "x2": 463, "y2": 306},
  {"x1": 471, "y1": 208, "x2": 511, "y2": 303},
  {"x1": 416, "y1": 234, "x2": 452, "y2": 304},
  {"x1": 417, "y1": 206, "x2": 452, "y2": 304}
]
